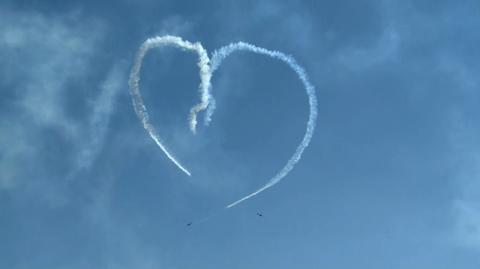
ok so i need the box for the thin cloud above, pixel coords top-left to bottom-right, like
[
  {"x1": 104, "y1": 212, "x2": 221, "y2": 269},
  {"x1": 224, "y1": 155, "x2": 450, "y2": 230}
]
[{"x1": 0, "y1": 9, "x2": 105, "y2": 199}]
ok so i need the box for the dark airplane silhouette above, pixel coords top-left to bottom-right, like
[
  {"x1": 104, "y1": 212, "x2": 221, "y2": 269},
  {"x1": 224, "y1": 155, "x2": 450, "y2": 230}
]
[
  {"x1": 187, "y1": 222, "x2": 192, "y2": 226},
  {"x1": 257, "y1": 213, "x2": 263, "y2": 217}
]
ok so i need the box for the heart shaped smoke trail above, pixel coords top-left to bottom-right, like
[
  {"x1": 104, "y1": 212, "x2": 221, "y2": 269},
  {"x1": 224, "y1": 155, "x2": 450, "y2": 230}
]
[{"x1": 128, "y1": 35, "x2": 318, "y2": 208}]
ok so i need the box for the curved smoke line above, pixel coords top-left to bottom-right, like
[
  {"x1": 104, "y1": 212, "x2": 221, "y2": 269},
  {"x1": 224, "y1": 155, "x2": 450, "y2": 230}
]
[
  {"x1": 129, "y1": 36, "x2": 317, "y2": 208},
  {"x1": 129, "y1": 36, "x2": 213, "y2": 176},
  {"x1": 209, "y1": 42, "x2": 318, "y2": 208}
]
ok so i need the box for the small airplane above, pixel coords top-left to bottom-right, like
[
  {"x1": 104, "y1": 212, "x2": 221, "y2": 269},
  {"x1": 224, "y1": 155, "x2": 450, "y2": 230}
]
[
  {"x1": 257, "y1": 212, "x2": 263, "y2": 217},
  {"x1": 187, "y1": 222, "x2": 192, "y2": 226}
]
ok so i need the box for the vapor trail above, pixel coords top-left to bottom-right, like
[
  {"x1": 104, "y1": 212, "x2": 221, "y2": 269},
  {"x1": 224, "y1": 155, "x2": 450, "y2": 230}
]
[
  {"x1": 129, "y1": 36, "x2": 317, "y2": 208},
  {"x1": 129, "y1": 36, "x2": 213, "y2": 176},
  {"x1": 208, "y1": 42, "x2": 318, "y2": 208}
]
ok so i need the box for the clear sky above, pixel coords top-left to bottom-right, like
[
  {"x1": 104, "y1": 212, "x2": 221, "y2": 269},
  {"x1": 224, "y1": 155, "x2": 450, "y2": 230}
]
[{"x1": 1, "y1": 0, "x2": 480, "y2": 268}]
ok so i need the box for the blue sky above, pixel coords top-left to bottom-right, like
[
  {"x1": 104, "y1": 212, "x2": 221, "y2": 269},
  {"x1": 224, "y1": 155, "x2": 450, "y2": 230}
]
[{"x1": 1, "y1": 0, "x2": 480, "y2": 268}]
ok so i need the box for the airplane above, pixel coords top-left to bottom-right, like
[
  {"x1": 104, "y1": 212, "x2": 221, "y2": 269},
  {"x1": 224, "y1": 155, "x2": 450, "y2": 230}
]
[{"x1": 257, "y1": 213, "x2": 263, "y2": 217}]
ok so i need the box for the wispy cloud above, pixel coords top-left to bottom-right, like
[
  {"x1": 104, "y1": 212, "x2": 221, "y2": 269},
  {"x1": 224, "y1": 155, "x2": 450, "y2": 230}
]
[
  {"x1": 448, "y1": 109, "x2": 480, "y2": 249},
  {"x1": 0, "y1": 8, "x2": 117, "y2": 204},
  {"x1": 71, "y1": 63, "x2": 127, "y2": 177},
  {"x1": 334, "y1": 26, "x2": 400, "y2": 69}
]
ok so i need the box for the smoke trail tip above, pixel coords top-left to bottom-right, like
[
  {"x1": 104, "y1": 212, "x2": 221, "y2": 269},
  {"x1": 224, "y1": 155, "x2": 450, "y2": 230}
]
[{"x1": 179, "y1": 166, "x2": 192, "y2": 176}]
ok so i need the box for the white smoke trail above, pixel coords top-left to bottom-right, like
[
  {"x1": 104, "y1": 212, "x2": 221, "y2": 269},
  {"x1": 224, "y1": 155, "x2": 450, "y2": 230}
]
[
  {"x1": 129, "y1": 36, "x2": 214, "y2": 176},
  {"x1": 129, "y1": 36, "x2": 317, "y2": 208},
  {"x1": 208, "y1": 42, "x2": 318, "y2": 208}
]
